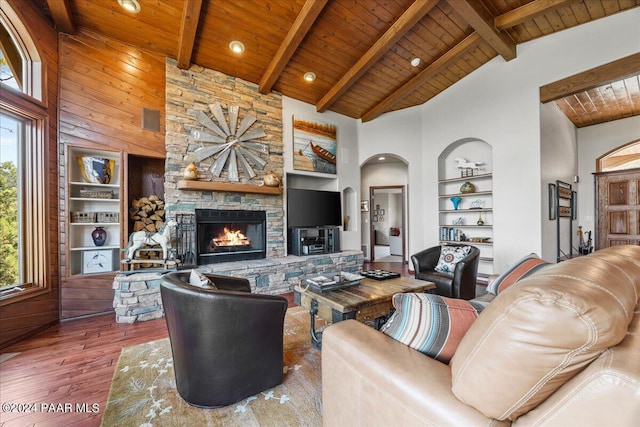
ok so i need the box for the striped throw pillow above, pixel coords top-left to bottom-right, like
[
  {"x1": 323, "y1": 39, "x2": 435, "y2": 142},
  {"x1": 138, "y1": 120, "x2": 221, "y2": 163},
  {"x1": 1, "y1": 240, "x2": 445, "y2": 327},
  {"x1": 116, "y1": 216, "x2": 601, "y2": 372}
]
[
  {"x1": 487, "y1": 254, "x2": 549, "y2": 295},
  {"x1": 381, "y1": 293, "x2": 484, "y2": 364}
]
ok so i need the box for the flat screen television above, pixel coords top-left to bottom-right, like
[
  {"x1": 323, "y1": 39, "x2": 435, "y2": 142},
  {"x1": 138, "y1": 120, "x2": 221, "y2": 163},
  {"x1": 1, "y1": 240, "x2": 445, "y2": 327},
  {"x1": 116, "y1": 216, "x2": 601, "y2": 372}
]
[{"x1": 287, "y1": 188, "x2": 342, "y2": 228}]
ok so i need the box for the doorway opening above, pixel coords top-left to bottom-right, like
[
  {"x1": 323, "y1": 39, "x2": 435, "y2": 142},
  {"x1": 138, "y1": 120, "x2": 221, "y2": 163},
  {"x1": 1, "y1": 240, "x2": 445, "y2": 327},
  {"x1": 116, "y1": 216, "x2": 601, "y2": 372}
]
[
  {"x1": 369, "y1": 185, "x2": 406, "y2": 263},
  {"x1": 360, "y1": 154, "x2": 408, "y2": 263}
]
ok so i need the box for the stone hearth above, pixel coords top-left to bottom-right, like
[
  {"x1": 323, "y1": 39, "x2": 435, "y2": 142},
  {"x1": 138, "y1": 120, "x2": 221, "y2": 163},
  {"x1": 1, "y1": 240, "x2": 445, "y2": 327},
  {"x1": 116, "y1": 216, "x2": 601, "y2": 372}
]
[{"x1": 113, "y1": 251, "x2": 363, "y2": 323}]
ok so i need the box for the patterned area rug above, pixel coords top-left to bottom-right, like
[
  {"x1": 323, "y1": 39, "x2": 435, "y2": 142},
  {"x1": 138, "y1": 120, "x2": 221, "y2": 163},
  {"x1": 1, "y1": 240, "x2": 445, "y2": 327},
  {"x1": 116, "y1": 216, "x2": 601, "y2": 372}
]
[{"x1": 101, "y1": 306, "x2": 322, "y2": 426}]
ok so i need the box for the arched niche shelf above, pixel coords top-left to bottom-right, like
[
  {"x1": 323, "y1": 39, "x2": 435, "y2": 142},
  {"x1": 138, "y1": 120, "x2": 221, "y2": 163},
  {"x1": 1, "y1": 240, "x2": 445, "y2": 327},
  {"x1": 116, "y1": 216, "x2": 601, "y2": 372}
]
[
  {"x1": 342, "y1": 186, "x2": 357, "y2": 231},
  {"x1": 437, "y1": 139, "x2": 494, "y2": 283}
]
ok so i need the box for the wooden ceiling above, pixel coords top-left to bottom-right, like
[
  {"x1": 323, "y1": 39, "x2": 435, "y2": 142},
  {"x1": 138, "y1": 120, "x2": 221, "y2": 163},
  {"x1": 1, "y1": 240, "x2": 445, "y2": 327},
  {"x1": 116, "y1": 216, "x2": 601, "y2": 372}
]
[
  {"x1": 37, "y1": 0, "x2": 640, "y2": 124},
  {"x1": 541, "y1": 53, "x2": 640, "y2": 128}
]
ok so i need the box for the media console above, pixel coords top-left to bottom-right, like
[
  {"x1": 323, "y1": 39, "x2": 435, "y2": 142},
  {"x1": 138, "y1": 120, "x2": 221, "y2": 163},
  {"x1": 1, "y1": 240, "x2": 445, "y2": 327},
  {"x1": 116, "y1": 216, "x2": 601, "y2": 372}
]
[{"x1": 288, "y1": 227, "x2": 340, "y2": 256}]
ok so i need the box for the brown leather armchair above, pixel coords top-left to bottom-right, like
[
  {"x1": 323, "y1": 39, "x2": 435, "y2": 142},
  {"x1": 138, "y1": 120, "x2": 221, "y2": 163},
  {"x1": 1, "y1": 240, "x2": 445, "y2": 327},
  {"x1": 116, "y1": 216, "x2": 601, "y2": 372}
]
[
  {"x1": 160, "y1": 271, "x2": 288, "y2": 408},
  {"x1": 411, "y1": 244, "x2": 480, "y2": 300}
]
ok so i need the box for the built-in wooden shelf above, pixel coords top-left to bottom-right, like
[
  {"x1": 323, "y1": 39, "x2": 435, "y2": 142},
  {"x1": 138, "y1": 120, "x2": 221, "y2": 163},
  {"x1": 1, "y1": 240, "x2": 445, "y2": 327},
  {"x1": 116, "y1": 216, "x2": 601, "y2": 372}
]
[{"x1": 177, "y1": 180, "x2": 283, "y2": 195}]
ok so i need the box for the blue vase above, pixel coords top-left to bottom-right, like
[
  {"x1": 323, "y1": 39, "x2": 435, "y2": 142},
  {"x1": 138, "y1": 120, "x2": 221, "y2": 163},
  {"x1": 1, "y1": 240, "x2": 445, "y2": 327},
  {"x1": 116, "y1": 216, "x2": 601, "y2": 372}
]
[{"x1": 450, "y1": 197, "x2": 461, "y2": 210}]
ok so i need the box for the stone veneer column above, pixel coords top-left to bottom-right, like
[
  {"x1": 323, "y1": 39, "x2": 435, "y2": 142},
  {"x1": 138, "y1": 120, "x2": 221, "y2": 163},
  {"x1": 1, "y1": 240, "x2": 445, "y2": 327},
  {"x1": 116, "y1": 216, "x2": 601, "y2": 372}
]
[
  {"x1": 164, "y1": 58, "x2": 285, "y2": 258},
  {"x1": 112, "y1": 272, "x2": 165, "y2": 323}
]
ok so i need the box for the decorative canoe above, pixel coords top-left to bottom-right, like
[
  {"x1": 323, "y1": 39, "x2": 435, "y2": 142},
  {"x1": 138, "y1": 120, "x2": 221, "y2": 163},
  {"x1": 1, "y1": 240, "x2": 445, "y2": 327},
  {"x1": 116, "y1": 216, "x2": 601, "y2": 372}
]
[{"x1": 310, "y1": 142, "x2": 336, "y2": 165}]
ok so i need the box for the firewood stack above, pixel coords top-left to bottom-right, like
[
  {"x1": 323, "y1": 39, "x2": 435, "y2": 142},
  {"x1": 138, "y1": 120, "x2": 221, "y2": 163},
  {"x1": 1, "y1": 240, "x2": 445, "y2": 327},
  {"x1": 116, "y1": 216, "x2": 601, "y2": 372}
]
[
  {"x1": 128, "y1": 195, "x2": 166, "y2": 268},
  {"x1": 130, "y1": 195, "x2": 165, "y2": 233}
]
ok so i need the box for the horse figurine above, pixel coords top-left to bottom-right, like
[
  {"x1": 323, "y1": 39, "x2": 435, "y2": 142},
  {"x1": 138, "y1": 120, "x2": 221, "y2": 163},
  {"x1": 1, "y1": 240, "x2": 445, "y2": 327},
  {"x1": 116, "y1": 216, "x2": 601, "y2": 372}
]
[
  {"x1": 454, "y1": 157, "x2": 484, "y2": 170},
  {"x1": 125, "y1": 219, "x2": 177, "y2": 263}
]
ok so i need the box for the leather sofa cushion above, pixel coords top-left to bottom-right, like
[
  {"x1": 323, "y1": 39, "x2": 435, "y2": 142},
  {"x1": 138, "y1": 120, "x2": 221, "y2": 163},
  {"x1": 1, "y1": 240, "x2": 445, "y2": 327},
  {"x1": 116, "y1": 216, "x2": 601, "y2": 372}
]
[
  {"x1": 381, "y1": 293, "x2": 484, "y2": 363},
  {"x1": 451, "y1": 246, "x2": 640, "y2": 421},
  {"x1": 513, "y1": 300, "x2": 640, "y2": 426}
]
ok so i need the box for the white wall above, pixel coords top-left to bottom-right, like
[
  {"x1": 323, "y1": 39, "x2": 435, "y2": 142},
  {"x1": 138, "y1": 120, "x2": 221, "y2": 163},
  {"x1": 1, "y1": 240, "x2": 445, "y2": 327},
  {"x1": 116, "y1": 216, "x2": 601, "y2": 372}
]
[
  {"x1": 577, "y1": 115, "x2": 640, "y2": 243},
  {"x1": 358, "y1": 106, "x2": 423, "y2": 262},
  {"x1": 282, "y1": 96, "x2": 361, "y2": 250},
  {"x1": 359, "y1": 8, "x2": 639, "y2": 273},
  {"x1": 539, "y1": 102, "x2": 578, "y2": 261}
]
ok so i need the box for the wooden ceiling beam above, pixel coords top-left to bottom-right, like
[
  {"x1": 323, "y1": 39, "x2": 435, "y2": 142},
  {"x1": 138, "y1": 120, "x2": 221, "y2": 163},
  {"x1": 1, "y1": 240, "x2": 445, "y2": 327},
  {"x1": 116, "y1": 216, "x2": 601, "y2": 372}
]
[
  {"x1": 495, "y1": 0, "x2": 580, "y2": 31},
  {"x1": 540, "y1": 53, "x2": 640, "y2": 103},
  {"x1": 259, "y1": 0, "x2": 328, "y2": 94},
  {"x1": 362, "y1": 33, "x2": 481, "y2": 123},
  {"x1": 316, "y1": 0, "x2": 439, "y2": 113},
  {"x1": 46, "y1": 0, "x2": 75, "y2": 34},
  {"x1": 176, "y1": 0, "x2": 203, "y2": 69},
  {"x1": 447, "y1": 0, "x2": 515, "y2": 62}
]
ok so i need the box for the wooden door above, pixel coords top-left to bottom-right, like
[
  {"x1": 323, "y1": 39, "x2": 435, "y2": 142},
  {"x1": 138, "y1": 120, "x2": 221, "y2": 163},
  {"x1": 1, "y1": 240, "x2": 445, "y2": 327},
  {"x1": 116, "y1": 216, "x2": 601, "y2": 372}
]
[{"x1": 595, "y1": 169, "x2": 640, "y2": 249}]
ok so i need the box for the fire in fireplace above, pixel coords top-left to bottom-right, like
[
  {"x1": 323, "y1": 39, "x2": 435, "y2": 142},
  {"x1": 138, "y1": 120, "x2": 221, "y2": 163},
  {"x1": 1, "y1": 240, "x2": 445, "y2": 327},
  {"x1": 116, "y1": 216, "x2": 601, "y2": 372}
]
[
  {"x1": 209, "y1": 227, "x2": 251, "y2": 251},
  {"x1": 196, "y1": 209, "x2": 266, "y2": 264}
]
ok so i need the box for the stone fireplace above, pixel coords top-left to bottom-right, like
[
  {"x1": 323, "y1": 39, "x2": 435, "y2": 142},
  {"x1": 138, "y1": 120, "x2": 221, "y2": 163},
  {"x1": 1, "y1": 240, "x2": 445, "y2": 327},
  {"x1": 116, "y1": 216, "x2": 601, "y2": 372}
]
[
  {"x1": 163, "y1": 59, "x2": 286, "y2": 259},
  {"x1": 112, "y1": 60, "x2": 363, "y2": 323}
]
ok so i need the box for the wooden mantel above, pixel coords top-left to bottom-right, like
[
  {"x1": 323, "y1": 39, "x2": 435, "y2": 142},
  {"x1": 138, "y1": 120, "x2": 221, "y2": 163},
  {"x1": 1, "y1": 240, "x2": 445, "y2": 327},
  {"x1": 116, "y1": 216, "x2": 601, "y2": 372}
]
[{"x1": 177, "y1": 180, "x2": 283, "y2": 195}]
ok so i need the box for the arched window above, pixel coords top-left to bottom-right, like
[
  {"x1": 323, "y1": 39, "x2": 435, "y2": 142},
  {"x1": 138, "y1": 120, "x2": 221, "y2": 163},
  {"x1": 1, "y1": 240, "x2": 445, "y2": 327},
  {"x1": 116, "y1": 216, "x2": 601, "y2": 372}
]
[
  {"x1": 0, "y1": 2, "x2": 43, "y2": 101},
  {"x1": 597, "y1": 139, "x2": 640, "y2": 172}
]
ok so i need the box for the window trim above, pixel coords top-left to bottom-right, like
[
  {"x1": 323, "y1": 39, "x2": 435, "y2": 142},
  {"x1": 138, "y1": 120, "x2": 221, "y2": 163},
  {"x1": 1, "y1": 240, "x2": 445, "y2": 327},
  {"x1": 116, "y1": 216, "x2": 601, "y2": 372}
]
[{"x1": 0, "y1": 90, "x2": 51, "y2": 306}]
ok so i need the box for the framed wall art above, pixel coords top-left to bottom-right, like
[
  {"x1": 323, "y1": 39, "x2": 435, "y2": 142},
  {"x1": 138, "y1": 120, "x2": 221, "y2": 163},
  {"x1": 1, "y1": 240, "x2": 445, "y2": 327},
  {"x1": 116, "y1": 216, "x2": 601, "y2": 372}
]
[
  {"x1": 82, "y1": 249, "x2": 113, "y2": 274},
  {"x1": 293, "y1": 116, "x2": 337, "y2": 174}
]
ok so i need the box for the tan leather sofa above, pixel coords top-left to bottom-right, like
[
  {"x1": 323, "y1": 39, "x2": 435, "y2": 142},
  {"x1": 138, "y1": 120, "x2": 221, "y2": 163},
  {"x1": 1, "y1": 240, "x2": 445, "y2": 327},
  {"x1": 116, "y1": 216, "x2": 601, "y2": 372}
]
[{"x1": 322, "y1": 245, "x2": 640, "y2": 426}]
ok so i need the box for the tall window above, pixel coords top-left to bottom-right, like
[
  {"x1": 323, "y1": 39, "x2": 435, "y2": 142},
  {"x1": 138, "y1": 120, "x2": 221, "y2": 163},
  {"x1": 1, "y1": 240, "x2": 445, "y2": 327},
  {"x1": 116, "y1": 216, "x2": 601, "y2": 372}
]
[
  {"x1": 0, "y1": 110, "x2": 20, "y2": 289},
  {"x1": 0, "y1": 103, "x2": 48, "y2": 303},
  {"x1": 0, "y1": 2, "x2": 49, "y2": 304}
]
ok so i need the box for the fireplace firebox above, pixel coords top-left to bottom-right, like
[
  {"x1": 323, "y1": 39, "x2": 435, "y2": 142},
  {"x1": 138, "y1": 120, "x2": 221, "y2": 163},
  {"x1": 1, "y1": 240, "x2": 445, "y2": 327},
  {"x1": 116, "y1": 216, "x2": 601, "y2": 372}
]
[{"x1": 196, "y1": 209, "x2": 266, "y2": 264}]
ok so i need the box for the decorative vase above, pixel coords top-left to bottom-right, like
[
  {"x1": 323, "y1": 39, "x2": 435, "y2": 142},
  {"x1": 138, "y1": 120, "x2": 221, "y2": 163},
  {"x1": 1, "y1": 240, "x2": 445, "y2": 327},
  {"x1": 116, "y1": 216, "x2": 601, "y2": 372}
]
[
  {"x1": 91, "y1": 227, "x2": 107, "y2": 247},
  {"x1": 450, "y1": 196, "x2": 461, "y2": 210},
  {"x1": 77, "y1": 157, "x2": 115, "y2": 184},
  {"x1": 460, "y1": 181, "x2": 476, "y2": 194},
  {"x1": 263, "y1": 173, "x2": 280, "y2": 187},
  {"x1": 183, "y1": 162, "x2": 198, "y2": 180}
]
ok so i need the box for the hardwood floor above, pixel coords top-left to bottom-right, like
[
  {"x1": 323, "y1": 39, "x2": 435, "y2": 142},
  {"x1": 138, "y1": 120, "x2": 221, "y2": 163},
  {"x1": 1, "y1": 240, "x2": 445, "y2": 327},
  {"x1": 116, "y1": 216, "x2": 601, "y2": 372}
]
[
  {"x1": 0, "y1": 314, "x2": 167, "y2": 426},
  {"x1": 0, "y1": 263, "x2": 406, "y2": 426}
]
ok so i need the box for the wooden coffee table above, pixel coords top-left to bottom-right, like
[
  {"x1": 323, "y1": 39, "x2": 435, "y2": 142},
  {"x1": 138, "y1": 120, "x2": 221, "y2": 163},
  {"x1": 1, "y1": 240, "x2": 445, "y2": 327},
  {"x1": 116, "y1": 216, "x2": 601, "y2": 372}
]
[{"x1": 294, "y1": 275, "x2": 435, "y2": 349}]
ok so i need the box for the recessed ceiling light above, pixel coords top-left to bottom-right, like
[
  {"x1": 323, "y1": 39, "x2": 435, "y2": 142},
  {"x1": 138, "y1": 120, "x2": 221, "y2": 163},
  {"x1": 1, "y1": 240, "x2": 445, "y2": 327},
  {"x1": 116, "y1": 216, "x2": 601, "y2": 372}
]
[
  {"x1": 378, "y1": 156, "x2": 386, "y2": 161},
  {"x1": 229, "y1": 40, "x2": 245, "y2": 54},
  {"x1": 118, "y1": 0, "x2": 141, "y2": 13},
  {"x1": 303, "y1": 72, "x2": 316, "y2": 82},
  {"x1": 410, "y1": 57, "x2": 421, "y2": 67}
]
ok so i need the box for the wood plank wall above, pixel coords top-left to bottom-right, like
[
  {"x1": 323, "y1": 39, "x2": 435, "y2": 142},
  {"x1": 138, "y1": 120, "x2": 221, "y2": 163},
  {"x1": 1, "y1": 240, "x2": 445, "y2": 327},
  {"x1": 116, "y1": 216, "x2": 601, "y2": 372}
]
[
  {"x1": 58, "y1": 30, "x2": 166, "y2": 319},
  {"x1": 0, "y1": 0, "x2": 60, "y2": 349}
]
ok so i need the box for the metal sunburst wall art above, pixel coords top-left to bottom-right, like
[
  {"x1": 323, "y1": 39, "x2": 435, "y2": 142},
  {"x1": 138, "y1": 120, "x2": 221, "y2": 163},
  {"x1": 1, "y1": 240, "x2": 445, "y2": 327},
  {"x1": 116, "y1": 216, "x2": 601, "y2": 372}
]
[{"x1": 187, "y1": 102, "x2": 269, "y2": 182}]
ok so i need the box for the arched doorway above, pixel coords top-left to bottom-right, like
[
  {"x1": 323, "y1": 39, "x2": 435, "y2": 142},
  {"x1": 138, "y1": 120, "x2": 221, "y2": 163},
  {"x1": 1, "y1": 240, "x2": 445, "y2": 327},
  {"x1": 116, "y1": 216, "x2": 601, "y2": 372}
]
[{"x1": 360, "y1": 154, "x2": 408, "y2": 263}]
